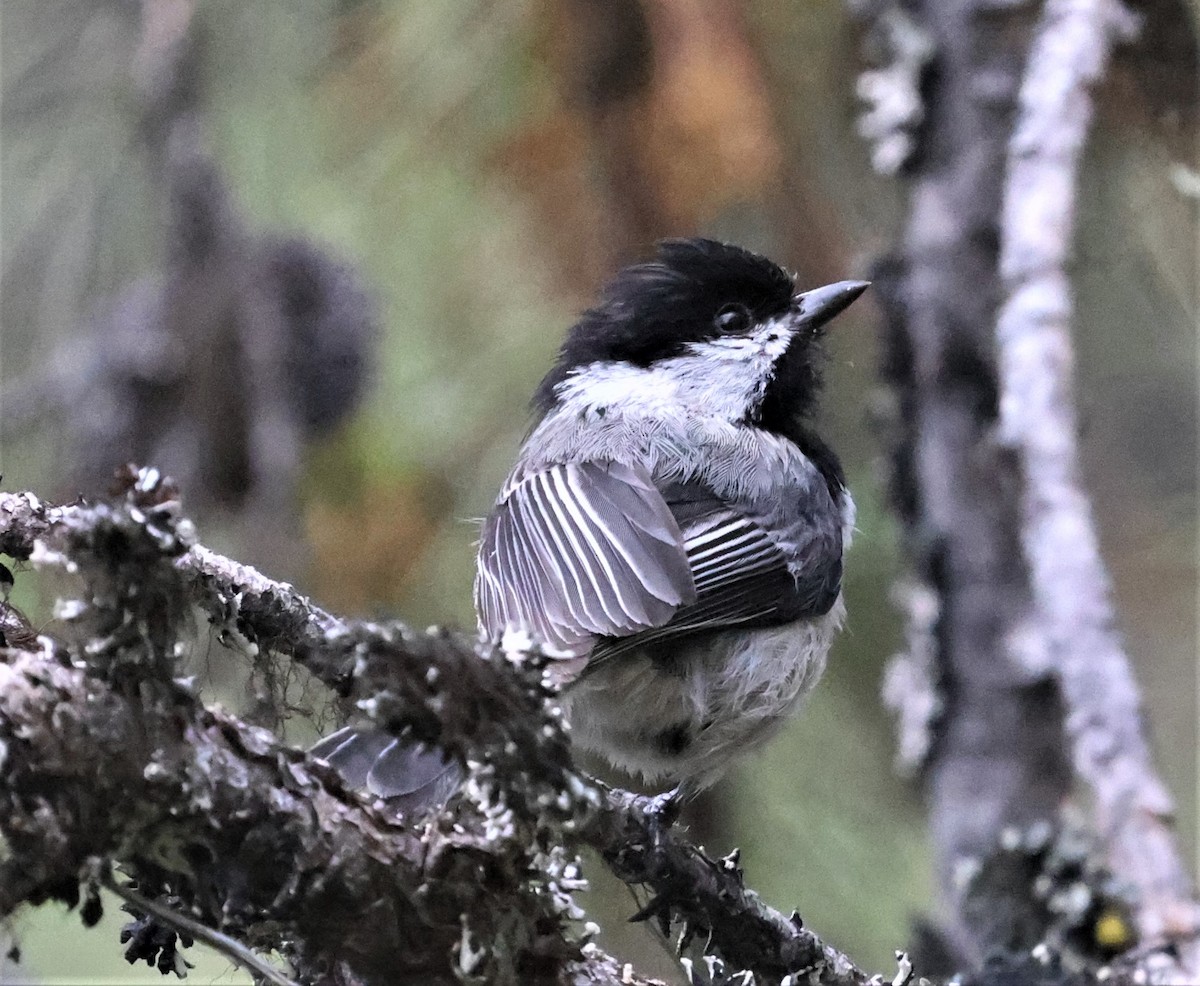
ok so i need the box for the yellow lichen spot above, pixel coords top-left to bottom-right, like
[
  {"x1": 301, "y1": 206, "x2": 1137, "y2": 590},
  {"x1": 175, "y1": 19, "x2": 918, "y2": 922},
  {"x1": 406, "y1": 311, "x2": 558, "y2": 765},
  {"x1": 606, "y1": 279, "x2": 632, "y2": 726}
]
[{"x1": 1094, "y1": 908, "x2": 1134, "y2": 951}]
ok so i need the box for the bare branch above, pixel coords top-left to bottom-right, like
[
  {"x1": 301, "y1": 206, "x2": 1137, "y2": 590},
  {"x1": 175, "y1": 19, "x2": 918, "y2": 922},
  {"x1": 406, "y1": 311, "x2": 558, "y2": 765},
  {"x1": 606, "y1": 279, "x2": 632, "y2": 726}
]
[
  {"x1": 995, "y1": 0, "x2": 1200, "y2": 961},
  {"x1": 861, "y1": 0, "x2": 1075, "y2": 950}
]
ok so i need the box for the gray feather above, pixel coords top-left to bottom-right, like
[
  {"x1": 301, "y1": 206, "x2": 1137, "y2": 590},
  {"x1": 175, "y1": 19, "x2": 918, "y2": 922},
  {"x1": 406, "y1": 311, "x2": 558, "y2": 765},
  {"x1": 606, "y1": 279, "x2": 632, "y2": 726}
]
[
  {"x1": 310, "y1": 725, "x2": 461, "y2": 807},
  {"x1": 474, "y1": 460, "x2": 695, "y2": 650},
  {"x1": 587, "y1": 480, "x2": 843, "y2": 666}
]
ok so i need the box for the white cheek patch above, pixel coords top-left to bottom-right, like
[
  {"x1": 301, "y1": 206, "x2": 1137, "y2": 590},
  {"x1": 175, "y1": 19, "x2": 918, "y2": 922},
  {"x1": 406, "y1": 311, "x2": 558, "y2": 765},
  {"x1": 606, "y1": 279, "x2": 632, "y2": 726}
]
[
  {"x1": 686, "y1": 321, "x2": 796, "y2": 369},
  {"x1": 688, "y1": 319, "x2": 797, "y2": 364},
  {"x1": 557, "y1": 361, "x2": 667, "y2": 408},
  {"x1": 753, "y1": 318, "x2": 796, "y2": 362},
  {"x1": 552, "y1": 316, "x2": 800, "y2": 424},
  {"x1": 690, "y1": 337, "x2": 758, "y2": 361}
]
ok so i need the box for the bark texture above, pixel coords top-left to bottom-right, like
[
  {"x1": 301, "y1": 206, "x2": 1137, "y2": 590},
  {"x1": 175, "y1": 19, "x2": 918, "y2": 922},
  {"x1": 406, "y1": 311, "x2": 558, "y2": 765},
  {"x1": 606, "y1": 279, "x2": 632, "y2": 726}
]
[
  {"x1": 867, "y1": 0, "x2": 1074, "y2": 953},
  {"x1": 856, "y1": 0, "x2": 1200, "y2": 971},
  {"x1": 995, "y1": 0, "x2": 1200, "y2": 959},
  {"x1": 0, "y1": 476, "x2": 873, "y2": 986}
]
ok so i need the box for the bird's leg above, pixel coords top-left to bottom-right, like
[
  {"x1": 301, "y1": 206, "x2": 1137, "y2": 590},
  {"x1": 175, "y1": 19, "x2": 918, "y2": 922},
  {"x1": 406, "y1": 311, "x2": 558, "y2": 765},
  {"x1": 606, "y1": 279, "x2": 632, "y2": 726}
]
[{"x1": 624, "y1": 783, "x2": 687, "y2": 934}]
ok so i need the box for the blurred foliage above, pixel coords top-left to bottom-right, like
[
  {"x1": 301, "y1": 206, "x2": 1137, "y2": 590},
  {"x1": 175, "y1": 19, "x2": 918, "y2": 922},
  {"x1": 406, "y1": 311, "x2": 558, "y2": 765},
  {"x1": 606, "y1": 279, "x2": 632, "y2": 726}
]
[{"x1": 0, "y1": 0, "x2": 1195, "y2": 983}]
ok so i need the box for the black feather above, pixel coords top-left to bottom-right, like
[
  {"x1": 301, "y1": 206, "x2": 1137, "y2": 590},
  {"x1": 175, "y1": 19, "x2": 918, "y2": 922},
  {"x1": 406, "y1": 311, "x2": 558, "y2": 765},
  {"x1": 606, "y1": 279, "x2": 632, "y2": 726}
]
[
  {"x1": 753, "y1": 329, "x2": 830, "y2": 437},
  {"x1": 787, "y1": 425, "x2": 847, "y2": 503},
  {"x1": 533, "y1": 238, "x2": 796, "y2": 412}
]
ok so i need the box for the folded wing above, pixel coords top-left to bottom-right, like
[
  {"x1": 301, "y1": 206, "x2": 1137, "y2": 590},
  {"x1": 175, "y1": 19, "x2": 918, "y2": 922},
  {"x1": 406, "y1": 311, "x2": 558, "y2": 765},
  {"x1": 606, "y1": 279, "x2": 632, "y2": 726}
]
[
  {"x1": 587, "y1": 479, "x2": 843, "y2": 664},
  {"x1": 474, "y1": 459, "x2": 697, "y2": 653}
]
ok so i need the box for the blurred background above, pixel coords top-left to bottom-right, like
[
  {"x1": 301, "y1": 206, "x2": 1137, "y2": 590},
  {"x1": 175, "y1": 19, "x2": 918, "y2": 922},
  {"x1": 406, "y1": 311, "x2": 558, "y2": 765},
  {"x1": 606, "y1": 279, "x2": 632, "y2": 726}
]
[{"x1": 0, "y1": 1, "x2": 1194, "y2": 982}]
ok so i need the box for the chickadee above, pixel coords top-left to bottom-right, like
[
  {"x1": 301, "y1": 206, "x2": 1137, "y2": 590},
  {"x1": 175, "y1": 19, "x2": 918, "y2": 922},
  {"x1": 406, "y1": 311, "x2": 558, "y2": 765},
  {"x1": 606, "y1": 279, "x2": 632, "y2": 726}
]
[{"x1": 314, "y1": 239, "x2": 865, "y2": 806}]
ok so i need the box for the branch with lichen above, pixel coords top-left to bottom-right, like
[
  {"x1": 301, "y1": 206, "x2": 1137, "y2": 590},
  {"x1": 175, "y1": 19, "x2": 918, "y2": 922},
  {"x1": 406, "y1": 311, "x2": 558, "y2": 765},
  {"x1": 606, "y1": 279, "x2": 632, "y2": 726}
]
[
  {"x1": 0, "y1": 473, "x2": 602, "y2": 986},
  {"x1": 0, "y1": 473, "x2": 876, "y2": 986},
  {"x1": 995, "y1": 0, "x2": 1200, "y2": 970},
  {"x1": 852, "y1": 0, "x2": 1199, "y2": 972}
]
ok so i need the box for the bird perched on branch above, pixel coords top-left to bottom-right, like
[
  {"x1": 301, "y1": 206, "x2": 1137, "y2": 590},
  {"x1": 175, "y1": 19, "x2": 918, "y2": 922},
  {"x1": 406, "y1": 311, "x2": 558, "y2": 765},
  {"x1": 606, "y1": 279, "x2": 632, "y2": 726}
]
[{"x1": 314, "y1": 238, "x2": 866, "y2": 808}]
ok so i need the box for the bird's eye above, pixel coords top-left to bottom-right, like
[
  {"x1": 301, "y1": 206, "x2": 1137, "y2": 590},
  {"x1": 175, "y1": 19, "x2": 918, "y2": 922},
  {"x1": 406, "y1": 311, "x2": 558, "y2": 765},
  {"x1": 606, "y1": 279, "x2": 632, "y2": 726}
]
[{"x1": 714, "y1": 304, "x2": 752, "y2": 334}]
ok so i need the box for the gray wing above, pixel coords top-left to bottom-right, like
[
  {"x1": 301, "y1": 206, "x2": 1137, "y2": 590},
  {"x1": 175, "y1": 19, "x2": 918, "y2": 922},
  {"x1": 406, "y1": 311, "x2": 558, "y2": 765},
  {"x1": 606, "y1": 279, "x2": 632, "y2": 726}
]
[
  {"x1": 588, "y1": 480, "x2": 844, "y2": 663},
  {"x1": 474, "y1": 460, "x2": 697, "y2": 653}
]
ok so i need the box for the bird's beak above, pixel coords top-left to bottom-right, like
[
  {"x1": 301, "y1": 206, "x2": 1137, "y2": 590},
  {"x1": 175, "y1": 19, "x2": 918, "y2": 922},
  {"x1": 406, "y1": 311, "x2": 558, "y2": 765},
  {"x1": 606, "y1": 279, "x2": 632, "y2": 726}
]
[{"x1": 792, "y1": 280, "x2": 870, "y2": 331}]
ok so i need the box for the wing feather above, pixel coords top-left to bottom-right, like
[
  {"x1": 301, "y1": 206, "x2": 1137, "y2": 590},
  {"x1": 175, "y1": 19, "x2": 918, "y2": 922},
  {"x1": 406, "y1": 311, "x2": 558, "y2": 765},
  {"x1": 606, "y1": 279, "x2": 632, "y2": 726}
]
[
  {"x1": 566, "y1": 468, "x2": 675, "y2": 623},
  {"x1": 475, "y1": 463, "x2": 843, "y2": 669},
  {"x1": 517, "y1": 474, "x2": 620, "y2": 631},
  {"x1": 587, "y1": 481, "x2": 843, "y2": 667},
  {"x1": 503, "y1": 506, "x2": 554, "y2": 634},
  {"x1": 548, "y1": 467, "x2": 630, "y2": 627},
  {"x1": 522, "y1": 474, "x2": 596, "y2": 629},
  {"x1": 474, "y1": 460, "x2": 695, "y2": 651}
]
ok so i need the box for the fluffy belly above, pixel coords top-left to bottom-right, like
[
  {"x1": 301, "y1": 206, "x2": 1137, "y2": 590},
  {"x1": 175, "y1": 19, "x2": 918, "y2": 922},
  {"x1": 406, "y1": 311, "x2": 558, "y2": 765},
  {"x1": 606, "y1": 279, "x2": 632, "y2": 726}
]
[{"x1": 559, "y1": 597, "x2": 845, "y2": 792}]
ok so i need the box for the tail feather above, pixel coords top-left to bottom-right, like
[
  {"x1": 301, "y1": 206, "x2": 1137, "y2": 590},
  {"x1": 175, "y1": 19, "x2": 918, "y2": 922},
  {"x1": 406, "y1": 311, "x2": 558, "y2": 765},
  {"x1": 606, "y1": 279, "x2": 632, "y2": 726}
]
[{"x1": 310, "y1": 726, "x2": 461, "y2": 812}]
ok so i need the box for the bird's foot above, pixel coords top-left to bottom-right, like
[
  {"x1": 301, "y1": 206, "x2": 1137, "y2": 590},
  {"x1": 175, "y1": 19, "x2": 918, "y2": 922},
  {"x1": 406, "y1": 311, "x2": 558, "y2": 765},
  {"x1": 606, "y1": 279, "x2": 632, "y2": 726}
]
[
  {"x1": 644, "y1": 785, "x2": 683, "y2": 830},
  {"x1": 640, "y1": 784, "x2": 687, "y2": 854}
]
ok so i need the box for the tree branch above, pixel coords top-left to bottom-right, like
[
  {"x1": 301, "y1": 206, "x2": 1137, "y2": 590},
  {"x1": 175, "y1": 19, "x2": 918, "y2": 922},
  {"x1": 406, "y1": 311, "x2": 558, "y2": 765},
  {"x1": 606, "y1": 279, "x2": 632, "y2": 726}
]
[
  {"x1": 587, "y1": 788, "x2": 871, "y2": 986},
  {"x1": 859, "y1": 0, "x2": 1075, "y2": 955},
  {"x1": 0, "y1": 479, "x2": 875, "y2": 986},
  {"x1": 995, "y1": 0, "x2": 1200, "y2": 961}
]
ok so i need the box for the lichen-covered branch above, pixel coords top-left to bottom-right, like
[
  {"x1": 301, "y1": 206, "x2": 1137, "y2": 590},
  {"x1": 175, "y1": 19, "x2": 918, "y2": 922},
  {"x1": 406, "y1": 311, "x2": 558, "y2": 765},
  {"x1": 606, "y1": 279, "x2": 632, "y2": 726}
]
[
  {"x1": 994, "y1": 0, "x2": 1200, "y2": 962},
  {"x1": 861, "y1": 0, "x2": 1074, "y2": 953},
  {"x1": 0, "y1": 481, "x2": 580, "y2": 821},
  {"x1": 0, "y1": 475, "x2": 601, "y2": 985},
  {"x1": 588, "y1": 788, "x2": 871, "y2": 986},
  {"x1": 0, "y1": 637, "x2": 672, "y2": 986},
  {"x1": 0, "y1": 477, "x2": 874, "y2": 986}
]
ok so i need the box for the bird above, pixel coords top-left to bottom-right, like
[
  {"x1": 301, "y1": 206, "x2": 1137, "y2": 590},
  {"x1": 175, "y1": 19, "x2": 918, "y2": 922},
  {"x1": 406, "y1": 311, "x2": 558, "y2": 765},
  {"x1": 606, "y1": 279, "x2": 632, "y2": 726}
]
[{"x1": 312, "y1": 238, "x2": 866, "y2": 809}]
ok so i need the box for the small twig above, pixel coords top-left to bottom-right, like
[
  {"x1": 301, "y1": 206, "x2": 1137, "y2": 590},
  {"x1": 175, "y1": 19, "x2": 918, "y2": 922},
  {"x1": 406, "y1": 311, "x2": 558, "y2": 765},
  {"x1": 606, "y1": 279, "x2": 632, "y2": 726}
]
[{"x1": 102, "y1": 874, "x2": 300, "y2": 986}]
